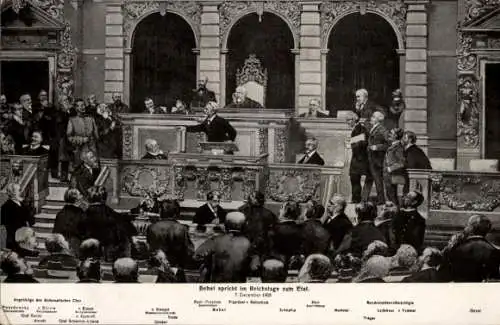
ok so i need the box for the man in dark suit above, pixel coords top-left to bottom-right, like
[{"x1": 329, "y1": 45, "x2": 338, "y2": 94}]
[
  {"x1": 0, "y1": 251, "x2": 39, "y2": 283},
  {"x1": 193, "y1": 191, "x2": 227, "y2": 232},
  {"x1": 185, "y1": 101, "x2": 237, "y2": 145},
  {"x1": 191, "y1": 77, "x2": 216, "y2": 108},
  {"x1": 0, "y1": 183, "x2": 35, "y2": 250},
  {"x1": 70, "y1": 150, "x2": 100, "y2": 199},
  {"x1": 108, "y1": 93, "x2": 129, "y2": 114},
  {"x1": 21, "y1": 131, "x2": 49, "y2": 156},
  {"x1": 348, "y1": 112, "x2": 372, "y2": 203},
  {"x1": 141, "y1": 139, "x2": 167, "y2": 160},
  {"x1": 299, "y1": 99, "x2": 330, "y2": 118},
  {"x1": 402, "y1": 247, "x2": 444, "y2": 282},
  {"x1": 392, "y1": 191, "x2": 426, "y2": 253},
  {"x1": 269, "y1": 201, "x2": 303, "y2": 268},
  {"x1": 297, "y1": 137, "x2": 325, "y2": 165},
  {"x1": 367, "y1": 111, "x2": 389, "y2": 205},
  {"x1": 301, "y1": 202, "x2": 330, "y2": 256},
  {"x1": 144, "y1": 97, "x2": 168, "y2": 114},
  {"x1": 447, "y1": 214, "x2": 500, "y2": 282},
  {"x1": 323, "y1": 194, "x2": 353, "y2": 251},
  {"x1": 353, "y1": 89, "x2": 382, "y2": 120},
  {"x1": 20, "y1": 93, "x2": 36, "y2": 138},
  {"x1": 194, "y1": 212, "x2": 252, "y2": 282},
  {"x1": 225, "y1": 86, "x2": 263, "y2": 109},
  {"x1": 383, "y1": 128, "x2": 406, "y2": 205},
  {"x1": 403, "y1": 131, "x2": 432, "y2": 170}
]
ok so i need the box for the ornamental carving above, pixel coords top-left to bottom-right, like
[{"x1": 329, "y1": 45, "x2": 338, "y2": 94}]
[
  {"x1": 173, "y1": 165, "x2": 186, "y2": 201},
  {"x1": 320, "y1": 0, "x2": 407, "y2": 46},
  {"x1": 258, "y1": 127, "x2": 268, "y2": 155},
  {"x1": 274, "y1": 127, "x2": 287, "y2": 163},
  {"x1": 195, "y1": 167, "x2": 210, "y2": 200},
  {"x1": 121, "y1": 166, "x2": 170, "y2": 197},
  {"x1": 463, "y1": 0, "x2": 500, "y2": 23},
  {"x1": 219, "y1": 167, "x2": 233, "y2": 201},
  {"x1": 488, "y1": 37, "x2": 500, "y2": 48},
  {"x1": 431, "y1": 173, "x2": 500, "y2": 211},
  {"x1": 236, "y1": 54, "x2": 268, "y2": 87},
  {"x1": 122, "y1": 124, "x2": 134, "y2": 159},
  {"x1": 457, "y1": 33, "x2": 477, "y2": 72},
  {"x1": 243, "y1": 169, "x2": 258, "y2": 200},
  {"x1": 219, "y1": 1, "x2": 300, "y2": 46},
  {"x1": 122, "y1": 0, "x2": 201, "y2": 47},
  {"x1": 266, "y1": 169, "x2": 321, "y2": 202},
  {"x1": 457, "y1": 75, "x2": 480, "y2": 148}
]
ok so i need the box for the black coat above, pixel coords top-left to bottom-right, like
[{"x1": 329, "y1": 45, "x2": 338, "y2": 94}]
[
  {"x1": 405, "y1": 145, "x2": 432, "y2": 170},
  {"x1": 348, "y1": 221, "x2": 386, "y2": 257},
  {"x1": 147, "y1": 219, "x2": 194, "y2": 268},
  {"x1": 70, "y1": 164, "x2": 100, "y2": 198},
  {"x1": 21, "y1": 145, "x2": 49, "y2": 156},
  {"x1": 392, "y1": 209, "x2": 426, "y2": 252},
  {"x1": 349, "y1": 122, "x2": 370, "y2": 175},
  {"x1": 53, "y1": 204, "x2": 86, "y2": 241},
  {"x1": 0, "y1": 199, "x2": 35, "y2": 249},
  {"x1": 141, "y1": 152, "x2": 168, "y2": 160},
  {"x1": 297, "y1": 151, "x2": 325, "y2": 165},
  {"x1": 193, "y1": 203, "x2": 227, "y2": 225},
  {"x1": 368, "y1": 123, "x2": 389, "y2": 169},
  {"x1": 447, "y1": 236, "x2": 500, "y2": 282},
  {"x1": 191, "y1": 89, "x2": 216, "y2": 108},
  {"x1": 225, "y1": 97, "x2": 263, "y2": 109},
  {"x1": 186, "y1": 115, "x2": 237, "y2": 142},
  {"x1": 239, "y1": 204, "x2": 278, "y2": 256},
  {"x1": 3, "y1": 273, "x2": 39, "y2": 283},
  {"x1": 269, "y1": 220, "x2": 302, "y2": 263},
  {"x1": 402, "y1": 268, "x2": 443, "y2": 283},
  {"x1": 323, "y1": 213, "x2": 353, "y2": 250},
  {"x1": 301, "y1": 219, "x2": 331, "y2": 256}
]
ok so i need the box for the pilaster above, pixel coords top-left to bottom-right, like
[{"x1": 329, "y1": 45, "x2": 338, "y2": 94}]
[
  {"x1": 104, "y1": 2, "x2": 124, "y2": 104},
  {"x1": 200, "y1": 2, "x2": 221, "y2": 103}
]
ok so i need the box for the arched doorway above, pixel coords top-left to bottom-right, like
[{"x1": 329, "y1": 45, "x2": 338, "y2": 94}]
[
  {"x1": 131, "y1": 12, "x2": 196, "y2": 112},
  {"x1": 326, "y1": 13, "x2": 400, "y2": 115},
  {"x1": 226, "y1": 12, "x2": 295, "y2": 109}
]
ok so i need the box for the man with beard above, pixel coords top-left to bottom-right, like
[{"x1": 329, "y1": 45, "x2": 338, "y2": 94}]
[
  {"x1": 353, "y1": 89, "x2": 382, "y2": 120},
  {"x1": 141, "y1": 139, "x2": 167, "y2": 160},
  {"x1": 225, "y1": 86, "x2": 264, "y2": 109},
  {"x1": 191, "y1": 77, "x2": 216, "y2": 108},
  {"x1": 20, "y1": 94, "x2": 35, "y2": 137},
  {"x1": 70, "y1": 150, "x2": 100, "y2": 199},
  {"x1": 386, "y1": 89, "x2": 405, "y2": 130},
  {"x1": 348, "y1": 112, "x2": 372, "y2": 203},
  {"x1": 67, "y1": 98, "x2": 99, "y2": 166},
  {"x1": 86, "y1": 94, "x2": 99, "y2": 117},
  {"x1": 297, "y1": 137, "x2": 325, "y2": 165},
  {"x1": 36, "y1": 90, "x2": 59, "y2": 176},
  {"x1": 56, "y1": 95, "x2": 74, "y2": 181},
  {"x1": 108, "y1": 93, "x2": 128, "y2": 114},
  {"x1": 323, "y1": 194, "x2": 353, "y2": 251}
]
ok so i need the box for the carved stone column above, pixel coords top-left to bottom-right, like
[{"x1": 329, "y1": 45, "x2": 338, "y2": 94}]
[
  {"x1": 200, "y1": 2, "x2": 221, "y2": 102},
  {"x1": 403, "y1": 0, "x2": 429, "y2": 153},
  {"x1": 104, "y1": 0, "x2": 125, "y2": 104},
  {"x1": 298, "y1": 1, "x2": 322, "y2": 115}
]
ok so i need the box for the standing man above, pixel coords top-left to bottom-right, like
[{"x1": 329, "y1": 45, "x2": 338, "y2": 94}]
[
  {"x1": 70, "y1": 150, "x2": 100, "y2": 199},
  {"x1": 56, "y1": 95, "x2": 73, "y2": 182},
  {"x1": 386, "y1": 89, "x2": 405, "y2": 130},
  {"x1": 20, "y1": 94, "x2": 35, "y2": 137},
  {"x1": 185, "y1": 101, "x2": 237, "y2": 143},
  {"x1": 191, "y1": 77, "x2": 216, "y2": 109},
  {"x1": 383, "y1": 128, "x2": 406, "y2": 205},
  {"x1": 37, "y1": 90, "x2": 59, "y2": 177},
  {"x1": 297, "y1": 137, "x2": 325, "y2": 165},
  {"x1": 353, "y1": 89, "x2": 380, "y2": 120},
  {"x1": 347, "y1": 112, "x2": 371, "y2": 203},
  {"x1": 402, "y1": 131, "x2": 432, "y2": 194},
  {"x1": 86, "y1": 94, "x2": 99, "y2": 117},
  {"x1": 108, "y1": 93, "x2": 128, "y2": 115},
  {"x1": 367, "y1": 111, "x2": 389, "y2": 205},
  {"x1": 1, "y1": 183, "x2": 35, "y2": 250},
  {"x1": 67, "y1": 98, "x2": 99, "y2": 166}
]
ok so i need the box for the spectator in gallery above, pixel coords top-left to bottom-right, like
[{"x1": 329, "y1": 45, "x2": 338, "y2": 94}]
[
  {"x1": 297, "y1": 254, "x2": 333, "y2": 283},
  {"x1": 299, "y1": 98, "x2": 330, "y2": 118},
  {"x1": 55, "y1": 95, "x2": 73, "y2": 181},
  {"x1": 21, "y1": 130, "x2": 49, "y2": 155},
  {"x1": 386, "y1": 89, "x2": 405, "y2": 130},
  {"x1": 402, "y1": 247, "x2": 444, "y2": 282},
  {"x1": 297, "y1": 137, "x2": 325, "y2": 165},
  {"x1": 446, "y1": 214, "x2": 500, "y2": 282},
  {"x1": 0, "y1": 94, "x2": 9, "y2": 119},
  {"x1": 347, "y1": 111, "x2": 372, "y2": 203},
  {"x1": 301, "y1": 201, "x2": 330, "y2": 257},
  {"x1": 113, "y1": 257, "x2": 139, "y2": 283},
  {"x1": 186, "y1": 101, "x2": 237, "y2": 144},
  {"x1": 323, "y1": 194, "x2": 352, "y2": 251},
  {"x1": 392, "y1": 191, "x2": 426, "y2": 253},
  {"x1": 171, "y1": 99, "x2": 189, "y2": 115},
  {"x1": 96, "y1": 103, "x2": 121, "y2": 158},
  {"x1": 86, "y1": 94, "x2": 99, "y2": 117},
  {"x1": 38, "y1": 233, "x2": 77, "y2": 269},
  {"x1": 191, "y1": 77, "x2": 216, "y2": 108},
  {"x1": 108, "y1": 93, "x2": 129, "y2": 114},
  {"x1": 193, "y1": 191, "x2": 227, "y2": 232},
  {"x1": 353, "y1": 255, "x2": 390, "y2": 283},
  {"x1": 367, "y1": 111, "x2": 389, "y2": 205},
  {"x1": 53, "y1": 188, "x2": 86, "y2": 256},
  {"x1": 383, "y1": 127, "x2": 406, "y2": 205},
  {"x1": 141, "y1": 138, "x2": 168, "y2": 160},
  {"x1": 76, "y1": 258, "x2": 101, "y2": 283},
  {"x1": 402, "y1": 130, "x2": 432, "y2": 170},
  {"x1": 194, "y1": 212, "x2": 251, "y2": 283},
  {"x1": 353, "y1": 88, "x2": 381, "y2": 120},
  {"x1": 14, "y1": 227, "x2": 39, "y2": 258},
  {"x1": 0, "y1": 250, "x2": 39, "y2": 283},
  {"x1": 1, "y1": 183, "x2": 35, "y2": 250},
  {"x1": 225, "y1": 86, "x2": 263, "y2": 109},
  {"x1": 260, "y1": 259, "x2": 287, "y2": 283},
  {"x1": 6, "y1": 103, "x2": 29, "y2": 153},
  {"x1": 20, "y1": 93, "x2": 35, "y2": 136},
  {"x1": 144, "y1": 97, "x2": 168, "y2": 114},
  {"x1": 70, "y1": 150, "x2": 100, "y2": 199},
  {"x1": 67, "y1": 98, "x2": 99, "y2": 166},
  {"x1": 0, "y1": 131, "x2": 15, "y2": 155}
]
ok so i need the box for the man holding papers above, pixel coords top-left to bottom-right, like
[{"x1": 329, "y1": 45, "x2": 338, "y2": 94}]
[{"x1": 348, "y1": 112, "x2": 372, "y2": 203}]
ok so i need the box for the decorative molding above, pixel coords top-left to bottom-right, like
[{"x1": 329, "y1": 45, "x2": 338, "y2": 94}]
[
  {"x1": 195, "y1": 167, "x2": 209, "y2": 200},
  {"x1": 274, "y1": 127, "x2": 287, "y2": 163},
  {"x1": 236, "y1": 54, "x2": 268, "y2": 87},
  {"x1": 431, "y1": 173, "x2": 500, "y2": 211},
  {"x1": 488, "y1": 37, "x2": 500, "y2": 48},
  {"x1": 320, "y1": 0, "x2": 407, "y2": 47},
  {"x1": 173, "y1": 165, "x2": 186, "y2": 201},
  {"x1": 457, "y1": 74, "x2": 480, "y2": 149},
  {"x1": 258, "y1": 127, "x2": 268, "y2": 155},
  {"x1": 266, "y1": 169, "x2": 321, "y2": 202},
  {"x1": 122, "y1": 0, "x2": 201, "y2": 47},
  {"x1": 121, "y1": 166, "x2": 171, "y2": 198},
  {"x1": 463, "y1": 0, "x2": 500, "y2": 24},
  {"x1": 458, "y1": 33, "x2": 477, "y2": 72},
  {"x1": 122, "y1": 124, "x2": 134, "y2": 159},
  {"x1": 219, "y1": 167, "x2": 233, "y2": 201},
  {"x1": 219, "y1": 1, "x2": 300, "y2": 47},
  {"x1": 243, "y1": 169, "x2": 258, "y2": 200}
]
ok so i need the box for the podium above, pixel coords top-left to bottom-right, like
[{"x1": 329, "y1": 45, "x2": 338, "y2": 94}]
[{"x1": 199, "y1": 141, "x2": 239, "y2": 155}]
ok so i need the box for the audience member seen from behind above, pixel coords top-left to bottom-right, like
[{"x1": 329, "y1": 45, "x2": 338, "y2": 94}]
[
  {"x1": 362, "y1": 240, "x2": 389, "y2": 263},
  {"x1": 353, "y1": 255, "x2": 391, "y2": 283},
  {"x1": 79, "y1": 238, "x2": 102, "y2": 261},
  {"x1": 113, "y1": 257, "x2": 139, "y2": 283},
  {"x1": 1, "y1": 183, "x2": 35, "y2": 250},
  {"x1": 298, "y1": 254, "x2": 333, "y2": 283},
  {"x1": 53, "y1": 188, "x2": 86, "y2": 256},
  {"x1": 0, "y1": 250, "x2": 38, "y2": 283},
  {"x1": 389, "y1": 244, "x2": 418, "y2": 273},
  {"x1": 38, "y1": 233, "x2": 77, "y2": 269},
  {"x1": 323, "y1": 194, "x2": 353, "y2": 252},
  {"x1": 301, "y1": 201, "x2": 330, "y2": 257},
  {"x1": 402, "y1": 247, "x2": 444, "y2": 282},
  {"x1": 392, "y1": 191, "x2": 426, "y2": 253},
  {"x1": 261, "y1": 259, "x2": 287, "y2": 283},
  {"x1": 76, "y1": 258, "x2": 101, "y2": 283},
  {"x1": 14, "y1": 227, "x2": 39, "y2": 258}
]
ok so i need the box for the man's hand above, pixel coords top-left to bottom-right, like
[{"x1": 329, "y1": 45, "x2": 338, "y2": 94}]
[
  {"x1": 110, "y1": 121, "x2": 116, "y2": 130},
  {"x1": 369, "y1": 145, "x2": 378, "y2": 150}
]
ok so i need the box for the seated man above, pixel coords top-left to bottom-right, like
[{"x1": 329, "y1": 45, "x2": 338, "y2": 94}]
[
  {"x1": 79, "y1": 238, "x2": 102, "y2": 261},
  {"x1": 225, "y1": 86, "x2": 263, "y2": 109},
  {"x1": 22, "y1": 130, "x2": 49, "y2": 155},
  {"x1": 113, "y1": 257, "x2": 139, "y2": 283},
  {"x1": 76, "y1": 258, "x2": 101, "y2": 283},
  {"x1": 1, "y1": 183, "x2": 35, "y2": 250},
  {"x1": 144, "y1": 97, "x2": 168, "y2": 114},
  {"x1": 193, "y1": 191, "x2": 227, "y2": 232},
  {"x1": 261, "y1": 259, "x2": 287, "y2": 283},
  {"x1": 70, "y1": 150, "x2": 100, "y2": 199},
  {"x1": 171, "y1": 100, "x2": 189, "y2": 115},
  {"x1": 297, "y1": 254, "x2": 333, "y2": 283},
  {"x1": 141, "y1": 139, "x2": 167, "y2": 160},
  {"x1": 38, "y1": 233, "x2": 77, "y2": 268},
  {"x1": 299, "y1": 99, "x2": 330, "y2": 118},
  {"x1": 402, "y1": 247, "x2": 444, "y2": 282},
  {"x1": 297, "y1": 137, "x2": 325, "y2": 165},
  {"x1": 0, "y1": 250, "x2": 38, "y2": 283},
  {"x1": 14, "y1": 227, "x2": 39, "y2": 258}
]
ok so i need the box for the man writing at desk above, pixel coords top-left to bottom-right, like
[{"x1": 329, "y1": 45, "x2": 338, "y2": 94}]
[{"x1": 185, "y1": 101, "x2": 237, "y2": 152}]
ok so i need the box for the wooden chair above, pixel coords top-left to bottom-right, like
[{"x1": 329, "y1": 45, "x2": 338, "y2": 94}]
[{"x1": 236, "y1": 54, "x2": 267, "y2": 106}]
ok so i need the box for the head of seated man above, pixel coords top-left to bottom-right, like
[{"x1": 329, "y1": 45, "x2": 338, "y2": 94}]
[
  {"x1": 418, "y1": 247, "x2": 442, "y2": 271},
  {"x1": 354, "y1": 255, "x2": 390, "y2": 283},
  {"x1": 305, "y1": 201, "x2": 325, "y2": 221},
  {"x1": 233, "y1": 86, "x2": 248, "y2": 104},
  {"x1": 142, "y1": 138, "x2": 167, "y2": 159},
  {"x1": 298, "y1": 254, "x2": 332, "y2": 283},
  {"x1": 224, "y1": 211, "x2": 246, "y2": 233},
  {"x1": 79, "y1": 238, "x2": 102, "y2": 260},
  {"x1": 362, "y1": 240, "x2": 389, "y2": 262},
  {"x1": 77, "y1": 258, "x2": 101, "y2": 283},
  {"x1": 159, "y1": 198, "x2": 181, "y2": 220},
  {"x1": 14, "y1": 227, "x2": 39, "y2": 258},
  {"x1": 80, "y1": 149, "x2": 99, "y2": 169},
  {"x1": 279, "y1": 200, "x2": 301, "y2": 222},
  {"x1": 0, "y1": 250, "x2": 38, "y2": 283},
  {"x1": 391, "y1": 244, "x2": 418, "y2": 271},
  {"x1": 261, "y1": 259, "x2": 287, "y2": 283},
  {"x1": 38, "y1": 234, "x2": 77, "y2": 268},
  {"x1": 144, "y1": 97, "x2": 155, "y2": 114},
  {"x1": 465, "y1": 214, "x2": 492, "y2": 238},
  {"x1": 327, "y1": 194, "x2": 347, "y2": 218},
  {"x1": 113, "y1": 257, "x2": 139, "y2": 283},
  {"x1": 203, "y1": 101, "x2": 218, "y2": 119},
  {"x1": 171, "y1": 99, "x2": 188, "y2": 114},
  {"x1": 303, "y1": 98, "x2": 329, "y2": 118}
]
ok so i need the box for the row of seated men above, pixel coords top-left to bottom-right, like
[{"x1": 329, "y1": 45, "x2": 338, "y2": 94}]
[{"x1": 2, "y1": 182, "x2": 499, "y2": 283}]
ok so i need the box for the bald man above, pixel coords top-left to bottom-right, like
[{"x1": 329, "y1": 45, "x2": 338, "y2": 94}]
[
  {"x1": 225, "y1": 86, "x2": 263, "y2": 109},
  {"x1": 261, "y1": 259, "x2": 287, "y2": 283},
  {"x1": 113, "y1": 257, "x2": 139, "y2": 283},
  {"x1": 141, "y1": 139, "x2": 167, "y2": 160},
  {"x1": 367, "y1": 111, "x2": 389, "y2": 205},
  {"x1": 194, "y1": 212, "x2": 251, "y2": 282}
]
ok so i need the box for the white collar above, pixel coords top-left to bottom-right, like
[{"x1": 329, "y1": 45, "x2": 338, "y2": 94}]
[
  {"x1": 306, "y1": 150, "x2": 316, "y2": 158},
  {"x1": 207, "y1": 114, "x2": 217, "y2": 123},
  {"x1": 405, "y1": 143, "x2": 415, "y2": 150},
  {"x1": 11, "y1": 199, "x2": 22, "y2": 206},
  {"x1": 370, "y1": 123, "x2": 380, "y2": 133},
  {"x1": 207, "y1": 203, "x2": 218, "y2": 214}
]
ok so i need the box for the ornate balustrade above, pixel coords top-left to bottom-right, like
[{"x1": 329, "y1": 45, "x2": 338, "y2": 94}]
[{"x1": 0, "y1": 155, "x2": 49, "y2": 212}]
